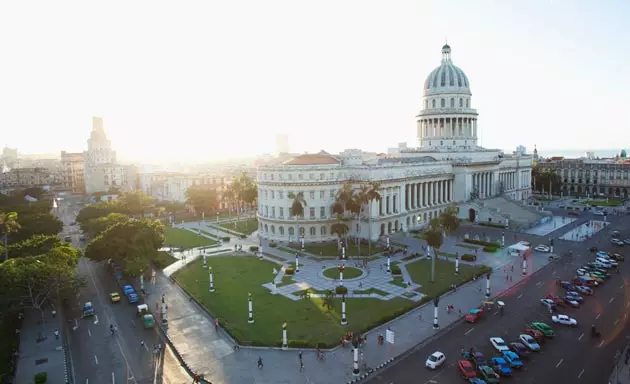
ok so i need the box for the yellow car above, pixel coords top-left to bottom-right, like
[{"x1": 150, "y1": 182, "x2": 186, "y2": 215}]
[{"x1": 109, "y1": 292, "x2": 121, "y2": 303}]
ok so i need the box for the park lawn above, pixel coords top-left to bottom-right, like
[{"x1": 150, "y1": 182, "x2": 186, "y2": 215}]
[
  {"x1": 164, "y1": 227, "x2": 217, "y2": 249},
  {"x1": 173, "y1": 256, "x2": 414, "y2": 347},
  {"x1": 219, "y1": 218, "x2": 259, "y2": 235},
  {"x1": 323, "y1": 267, "x2": 362, "y2": 279},
  {"x1": 588, "y1": 199, "x2": 622, "y2": 207},
  {"x1": 154, "y1": 251, "x2": 178, "y2": 268},
  {"x1": 301, "y1": 241, "x2": 386, "y2": 257},
  {"x1": 405, "y1": 259, "x2": 487, "y2": 298}
]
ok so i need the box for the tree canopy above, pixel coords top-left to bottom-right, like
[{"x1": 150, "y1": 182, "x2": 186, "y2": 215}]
[
  {"x1": 84, "y1": 219, "x2": 165, "y2": 276},
  {"x1": 82, "y1": 212, "x2": 129, "y2": 238},
  {"x1": 77, "y1": 191, "x2": 156, "y2": 231},
  {"x1": 0, "y1": 234, "x2": 63, "y2": 259},
  {"x1": 185, "y1": 186, "x2": 218, "y2": 215}
]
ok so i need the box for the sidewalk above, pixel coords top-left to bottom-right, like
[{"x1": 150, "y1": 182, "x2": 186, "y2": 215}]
[
  {"x1": 152, "y1": 224, "x2": 554, "y2": 384},
  {"x1": 609, "y1": 344, "x2": 630, "y2": 384},
  {"x1": 14, "y1": 308, "x2": 70, "y2": 384}
]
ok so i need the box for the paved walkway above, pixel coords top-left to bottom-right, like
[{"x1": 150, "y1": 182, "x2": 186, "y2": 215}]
[
  {"x1": 609, "y1": 343, "x2": 630, "y2": 384},
  {"x1": 151, "y1": 221, "x2": 556, "y2": 384},
  {"x1": 14, "y1": 308, "x2": 69, "y2": 384}
]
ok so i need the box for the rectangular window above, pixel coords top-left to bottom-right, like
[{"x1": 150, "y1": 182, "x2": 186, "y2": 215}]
[
  {"x1": 264, "y1": 190, "x2": 268, "y2": 199},
  {"x1": 265, "y1": 206, "x2": 268, "y2": 216},
  {"x1": 320, "y1": 207, "x2": 325, "y2": 218},
  {"x1": 309, "y1": 173, "x2": 314, "y2": 179},
  {"x1": 330, "y1": 189, "x2": 335, "y2": 198},
  {"x1": 271, "y1": 191, "x2": 275, "y2": 199},
  {"x1": 298, "y1": 174, "x2": 303, "y2": 180},
  {"x1": 272, "y1": 207, "x2": 275, "y2": 218},
  {"x1": 320, "y1": 173, "x2": 325, "y2": 180},
  {"x1": 310, "y1": 207, "x2": 315, "y2": 218},
  {"x1": 288, "y1": 174, "x2": 293, "y2": 180},
  {"x1": 279, "y1": 207, "x2": 284, "y2": 218},
  {"x1": 279, "y1": 191, "x2": 284, "y2": 199},
  {"x1": 310, "y1": 191, "x2": 315, "y2": 199},
  {"x1": 320, "y1": 190, "x2": 325, "y2": 199}
]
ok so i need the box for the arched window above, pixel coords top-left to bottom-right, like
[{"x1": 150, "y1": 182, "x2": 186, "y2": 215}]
[
  {"x1": 440, "y1": 98, "x2": 445, "y2": 108},
  {"x1": 289, "y1": 227, "x2": 295, "y2": 236},
  {"x1": 271, "y1": 225, "x2": 275, "y2": 234},
  {"x1": 321, "y1": 226, "x2": 327, "y2": 235},
  {"x1": 424, "y1": 100, "x2": 428, "y2": 109},
  {"x1": 300, "y1": 227, "x2": 305, "y2": 236},
  {"x1": 309, "y1": 227, "x2": 316, "y2": 236},
  {"x1": 466, "y1": 99, "x2": 469, "y2": 108},
  {"x1": 459, "y1": 98, "x2": 463, "y2": 107},
  {"x1": 279, "y1": 226, "x2": 284, "y2": 235},
  {"x1": 450, "y1": 98, "x2": 455, "y2": 108},
  {"x1": 264, "y1": 224, "x2": 268, "y2": 232},
  {"x1": 432, "y1": 99, "x2": 436, "y2": 108}
]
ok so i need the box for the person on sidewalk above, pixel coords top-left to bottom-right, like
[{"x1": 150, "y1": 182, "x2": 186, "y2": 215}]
[
  {"x1": 214, "y1": 318, "x2": 219, "y2": 331},
  {"x1": 257, "y1": 356, "x2": 264, "y2": 369},
  {"x1": 52, "y1": 309, "x2": 57, "y2": 319},
  {"x1": 54, "y1": 329, "x2": 59, "y2": 340}
]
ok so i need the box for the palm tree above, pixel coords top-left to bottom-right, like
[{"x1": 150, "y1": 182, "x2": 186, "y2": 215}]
[
  {"x1": 0, "y1": 211, "x2": 20, "y2": 261},
  {"x1": 288, "y1": 192, "x2": 306, "y2": 243},
  {"x1": 322, "y1": 290, "x2": 335, "y2": 310},
  {"x1": 423, "y1": 218, "x2": 444, "y2": 283},
  {"x1": 439, "y1": 205, "x2": 460, "y2": 238},
  {"x1": 331, "y1": 215, "x2": 349, "y2": 250},
  {"x1": 365, "y1": 182, "x2": 382, "y2": 257}
]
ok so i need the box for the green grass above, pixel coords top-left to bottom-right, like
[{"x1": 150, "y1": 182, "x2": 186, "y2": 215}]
[
  {"x1": 308, "y1": 256, "x2": 338, "y2": 262},
  {"x1": 438, "y1": 251, "x2": 457, "y2": 258},
  {"x1": 164, "y1": 227, "x2": 217, "y2": 248},
  {"x1": 353, "y1": 288, "x2": 388, "y2": 296},
  {"x1": 292, "y1": 288, "x2": 329, "y2": 296},
  {"x1": 199, "y1": 229, "x2": 220, "y2": 239},
  {"x1": 173, "y1": 256, "x2": 414, "y2": 347},
  {"x1": 219, "y1": 218, "x2": 259, "y2": 235},
  {"x1": 457, "y1": 243, "x2": 479, "y2": 250},
  {"x1": 263, "y1": 253, "x2": 287, "y2": 262},
  {"x1": 405, "y1": 259, "x2": 486, "y2": 298},
  {"x1": 389, "y1": 276, "x2": 408, "y2": 288},
  {"x1": 154, "y1": 251, "x2": 178, "y2": 268},
  {"x1": 298, "y1": 242, "x2": 386, "y2": 257},
  {"x1": 587, "y1": 199, "x2": 622, "y2": 207},
  {"x1": 276, "y1": 276, "x2": 295, "y2": 287},
  {"x1": 323, "y1": 267, "x2": 362, "y2": 279}
]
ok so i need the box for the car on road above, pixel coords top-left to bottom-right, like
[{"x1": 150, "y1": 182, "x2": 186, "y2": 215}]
[
  {"x1": 584, "y1": 274, "x2": 604, "y2": 283},
  {"x1": 573, "y1": 277, "x2": 599, "y2": 287},
  {"x1": 530, "y1": 322, "x2": 555, "y2": 338},
  {"x1": 611, "y1": 239, "x2": 625, "y2": 247},
  {"x1": 489, "y1": 357, "x2": 512, "y2": 376},
  {"x1": 122, "y1": 284, "x2": 135, "y2": 295},
  {"x1": 552, "y1": 314, "x2": 578, "y2": 326},
  {"x1": 623, "y1": 239, "x2": 630, "y2": 245},
  {"x1": 127, "y1": 292, "x2": 139, "y2": 304},
  {"x1": 501, "y1": 350, "x2": 524, "y2": 368},
  {"x1": 593, "y1": 210, "x2": 605, "y2": 216},
  {"x1": 425, "y1": 351, "x2": 446, "y2": 369},
  {"x1": 596, "y1": 251, "x2": 610, "y2": 258},
  {"x1": 612, "y1": 230, "x2": 621, "y2": 238},
  {"x1": 576, "y1": 285, "x2": 594, "y2": 295},
  {"x1": 540, "y1": 298, "x2": 557, "y2": 310},
  {"x1": 109, "y1": 292, "x2": 120, "y2": 303},
  {"x1": 457, "y1": 360, "x2": 477, "y2": 379},
  {"x1": 468, "y1": 351, "x2": 488, "y2": 368},
  {"x1": 597, "y1": 257, "x2": 618, "y2": 266},
  {"x1": 468, "y1": 379, "x2": 487, "y2": 384},
  {"x1": 566, "y1": 292, "x2": 584, "y2": 301},
  {"x1": 563, "y1": 297, "x2": 580, "y2": 307},
  {"x1": 490, "y1": 337, "x2": 509, "y2": 352},
  {"x1": 576, "y1": 268, "x2": 588, "y2": 276},
  {"x1": 465, "y1": 308, "x2": 484, "y2": 323},
  {"x1": 477, "y1": 365, "x2": 500, "y2": 383},
  {"x1": 82, "y1": 302, "x2": 95, "y2": 318},
  {"x1": 509, "y1": 342, "x2": 531, "y2": 359},
  {"x1": 534, "y1": 244, "x2": 551, "y2": 252},
  {"x1": 524, "y1": 328, "x2": 545, "y2": 343},
  {"x1": 518, "y1": 334, "x2": 540, "y2": 351},
  {"x1": 610, "y1": 252, "x2": 625, "y2": 261}
]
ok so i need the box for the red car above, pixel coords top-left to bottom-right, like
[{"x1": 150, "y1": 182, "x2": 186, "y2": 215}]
[
  {"x1": 458, "y1": 359, "x2": 477, "y2": 379},
  {"x1": 524, "y1": 328, "x2": 545, "y2": 343},
  {"x1": 544, "y1": 294, "x2": 564, "y2": 306},
  {"x1": 465, "y1": 308, "x2": 484, "y2": 323}
]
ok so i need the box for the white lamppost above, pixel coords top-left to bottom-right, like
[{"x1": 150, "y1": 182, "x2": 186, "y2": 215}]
[
  {"x1": 455, "y1": 254, "x2": 459, "y2": 275},
  {"x1": 338, "y1": 264, "x2": 345, "y2": 286},
  {"x1": 386, "y1": 235, "x2": 390, "y2": 249},
  {"x1": 300, "y1": 236, "x2": 305, "y2": 251},
  {"x1": 341, "y1": 296, "x2": 348, "y2": 325},
  {"x1": 282, "y1": 322, "x2": 288, "y2": 350},
  {"x1": 341, "y1": 246, "x2": 346, "y2": 259},
  {"x1": 522, "y1": 256, "x2": 528, "y2": 276},
  {"x1": 295, "y1": 253, "x2": 300, "y2": 273},
  {"x1": 352, "y1": 338, "x2": 360, "y2": 376},
  {"x1": 259, "y1": 245, "x2": 264, "y2": 260},
  {"x1": 386, "y1": 251, "x2": 391, "y2": 273},
  {"x1": 433, "y1": 297, "x2": 440, "y2": 329},
  {"x1": 209, "y1": 267, "x2": 215, "y2": 292},
  {"x1": 501, "y1": 231, "x2": 505, "y2": 247},
  {"x1": 140, "y1": 275, "x2": 145, "y2": 291},
  {"x1": 271, "y1": 280, "x2": 276, "y2": 295},
  {"x1": 247, "y1": 293, "x2": 254, "y2": 324},
  {"x1": 485, "y1": 272, "x2": 491, "y2": 299},
  {"x1": 203, "y1": 253, "x2": 207, "y2": 268}
]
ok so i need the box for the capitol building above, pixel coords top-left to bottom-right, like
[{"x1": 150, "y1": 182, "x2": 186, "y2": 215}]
[{"x1": 257, "y1": 44, "x2": 533, "y2": 242}]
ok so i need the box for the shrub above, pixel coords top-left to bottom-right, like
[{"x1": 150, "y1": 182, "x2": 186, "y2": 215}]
[
  {"x1": 391, "y1": 265, "x2": 402, "y2": 275},
  {"x1": 402, "y1": 253, "x2": 421, "y2": 261},
  {"x1": 461, "y1": 254, "x2": 476, "y2": 262},
  {"x1": 285, "y1": 267, "x2": 295, "y2": 275},
  {"x1": 221, "y1": 236, "x2": 231, "y2": 242},
  {"x1": 269, "y1": 242, "x2": 278, "y2": 248},
  {"x1": 463, "y1": 239, "x2": 499, "y2": 247},
  {"x1": 249, "y1": 246, "x2": 259, "y2": 252},
  {"x1": 34, "y1": 372, "x2": 47, "y2": 384},
  {"x1": 335, "y1": 286, "x2": 348, "y2": 295},
  {"x1": 240, "y1": 234, "x2": 247, "y2": 239},
  {"x1": 478, "y1": 222, "x2": 505, "y2": 229},
  {"x1": 483, "y1": 246, "x2": 498, "y2": 253},
  {"x1": 409, "y1": 229, "x2": 422, "y2": 234}
]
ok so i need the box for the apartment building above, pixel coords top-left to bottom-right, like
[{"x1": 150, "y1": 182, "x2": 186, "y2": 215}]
[{"x1": 61, "y1": 151, "x2": 86, "y2": 194}]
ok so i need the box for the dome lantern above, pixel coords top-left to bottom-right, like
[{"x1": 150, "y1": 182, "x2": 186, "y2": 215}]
[{"x1": 441, "y1": 43, "x2": 452, "y2": 63}]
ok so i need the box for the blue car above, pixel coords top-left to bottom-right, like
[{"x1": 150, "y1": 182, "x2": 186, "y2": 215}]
[
  {"x1": 469, "y1": 379, "x2": 487, "y2": 384},
  {"x1": 502, "y1": 350, "x2": 524, "y2": 368},
  {"x1": 127, "y1": 293, "x2": 139, "y2": 303},
  {"x1": 490, "y1": 357, "x2": 512, "y2": 376},
  {"x1": 566, "y1": 292, "x2": 584, "y2": 301},
  {"x1": 122, "y1": 285, "x2": 135, "y2": 295}
]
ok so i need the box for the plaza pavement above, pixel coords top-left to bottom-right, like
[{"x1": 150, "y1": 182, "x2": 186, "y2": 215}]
[
  {"x1": 152, "y1": 221, "x2": 558, "y2": 384},
  {"x1": 14, "y1": 308, "x2": 70, "y2": 384}
]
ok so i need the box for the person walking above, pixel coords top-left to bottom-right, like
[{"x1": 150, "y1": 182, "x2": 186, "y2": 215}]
[
  {"x1": 214, "y1": 318, "x2": 219, "y2": 331},
  {"x1": 54, "y1": 329, "x2": 59, "y2": 340},
  {"x1": 257, "y1": 356, "x2": 264, "y2": 369}
]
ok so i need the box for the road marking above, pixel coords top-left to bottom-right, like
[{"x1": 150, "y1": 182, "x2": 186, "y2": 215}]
[
  {"x1": 621, "y1": 284, "x2": 625, "y2": 289},
  {"x1": 94, "y1": 315, "x2": 99, "y2": 325},
  {"x1": 85, "y1": 380, "x2": 89, "y2": 384},
  {"x1": 615, "y1": 319, "x2": 620, "y2": 325},
  {"x1": 73, "y1": 319, "x2": 78, "y2": 331},
  {"x1": 112, "y1": 372, "x2": 115, "y2": 384},
  {"x1": 94, "y1": 355, "x2": 99, "y2": 365},
  {"x1": 517, "y1": 293, "x2": 523, "y2": 299},
  {"x1": 609, "y1": 297, "x2": 615, "y2": 304},
  {"x1": 536, "y1": 281, "x2": 543, "y2": 287},
  {"x1": 464, "y1": 328, "x2": 474, "y2": 336},
  {"x1": 625, "y1": 314, "x2": 628, "y2": 320},
  {"x1": 578, "y1": 368, "x2": 585, "y2": 378},
  {"x1": 556, "y1": 358, "x2": 563, "y2": 368},
  {"x1": 596, "y1": 313, "x2": 601, "y2": 319},
  {"x1": 598, "y1": 340, "x2": 605, "y2": 348},
  {"x1": 578, "y1": 333, "x2": 584, "y2": 340},
  {"x1": 87, "y1": 329, "x2": 91, "y2": 337}
]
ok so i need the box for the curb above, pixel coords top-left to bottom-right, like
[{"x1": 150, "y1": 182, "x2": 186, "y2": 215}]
[
  {"x1": 158, "y1": 325, "x2": 213, "y2": 384},
  {"x1": 62, "y1": 344, "x2": 71, "y2": 384},
  {"x1": 345, "y1": 358, "x2": 396, "y2": 384}
]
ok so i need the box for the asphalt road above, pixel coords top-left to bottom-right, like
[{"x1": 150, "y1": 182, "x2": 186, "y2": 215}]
[
  {"x1": 367, "y1": 211, "x2": 630, "y2": 384},
  {"x1": 55, "y1": 198, "x2": 190, "y2": 384}
]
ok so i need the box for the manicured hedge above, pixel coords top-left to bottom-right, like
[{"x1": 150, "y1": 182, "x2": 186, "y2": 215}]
[
  {"x1": 461, "y1": 254, "x2": 477, "y2": 262},
  {"x1": 285, "y1": 267, "x2": 295, "y2": 275},
  {"x1": 478, "y1": 222, "x2": 506, "y2": 229},
  {"x1": 483, "y1": 246, "x2": 499, "y2": 253},
  {"x1": 391, "y1": 265, "x2": 402, "y2": 275},
  {"x1": 221, "y1": 236, "x2": 231, "y2": 242},
  {"x1": 335, "y1": 286, "x2": 348, "y2": 295},
  {"x1": 463, "y1": 239, "x2": 500, "y2": 247},
  {"x1": 249, "y1": 246, "x2": 259, "y2": 252},
  {"x1": 402, "y1": 253, "x2": 422, "y2": 261}
]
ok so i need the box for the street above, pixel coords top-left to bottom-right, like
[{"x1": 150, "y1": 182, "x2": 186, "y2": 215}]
[{"x1": 366, "y1": 209, "x2": 630, "y2": 384}]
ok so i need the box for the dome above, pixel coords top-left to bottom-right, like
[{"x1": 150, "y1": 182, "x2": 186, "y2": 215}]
[{"x1": 423, "y1": 44, "x2": 470, "y2": 95}]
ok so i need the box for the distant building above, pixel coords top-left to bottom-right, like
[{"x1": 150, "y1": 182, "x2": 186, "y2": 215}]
[
  {"x1": 138, "y1": 171, "x2": 231, "y2": 210},
  {"x1": 275, "y1": 134, "x2": 290, "y2": 155},
  {"x1": 0, "y1": 167, "x2": 53, "y2": 189},
  {"x1": 387, "y1": 143, "x2": 409, "y2": 156},
  {"x1": 61, "y1": 151, "x2": 86, "y2": 194}
]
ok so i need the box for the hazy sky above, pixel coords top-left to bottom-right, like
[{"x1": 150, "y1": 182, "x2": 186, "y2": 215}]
[{"x1": 1, "y1": 0, "x2": 629, "y2": 162}]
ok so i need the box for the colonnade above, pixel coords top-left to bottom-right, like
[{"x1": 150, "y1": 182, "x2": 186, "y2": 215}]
[
  {"x1": 378, "y1": 179, "x2": 453, "y2": 217},
  {"x1": 418, "y1": 117, "x2": 477, "y2": 139},
  {"x1": 473, "y1": 171, "x2": 519, "y2": 198}
]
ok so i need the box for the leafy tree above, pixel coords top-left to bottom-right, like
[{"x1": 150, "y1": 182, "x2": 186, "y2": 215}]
[
  {"x1": 185, "y1": 186, "x2": 218, "y2": 216},
  {"x1": 331, "y1": 218, "x2": 349, "y2": 242},
  {"x1": 2, "y1": 235, "x2": 63, "y2": 259},
  {"x1": 0, "y1": 211, "x2": 20, "y2": 261},
  {"x1": 9, "y1": 212, "x2": 62, "y2": 244},
  {"x1": 84, "y1": 219, "x2": 165, "y2": 276},
  {"x1": 76, "y1": 201, "x2": 119, "y2": 230},
  {"x1": 117, "y1": 191, "x2": 154, "y2": 216},
  {"x1": 0, "y1": 245, "x2": 80, "y2": 318},
  {"x1": 234, "y1": 171, "x2": 258, "y2": 208},
  {"x1": 363, "y1": 182, "x2": 381, "y2": 257},
  {"x1": 322, "y1": 290, "x2": 335, "y2": 310},
  {"x1": 288, "y1": 192, "x2": 306, "y2": 240},
  {"x1": 83, "y1": 213, "x2": 129, "y2": 237},
  {"x1": 439, "y1": 205, "x2": 460, "y2": 236},
  {"x1": 423, "y1": 218, "x2": 444, "y2": 283}
]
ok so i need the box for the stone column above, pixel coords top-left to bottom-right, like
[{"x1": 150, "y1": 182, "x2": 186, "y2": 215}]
[
  {"x1": 419, "y1": 183, "x2": 423, "y2": 207},
  {"x1": 433, "y1": 297, "x2": 440, "y2": 329},
  {"x1": 433, "y1": 181, "x2": 437, "y2": 205},
  {"x1": 248, "y1": 293, "x2": 254, "y2": 323},
  {"x1": 485, "y1": 273, "x2": 491, "y2": 299},
  {"x1": 407, "y1": 184, "x2": 411, "y2": 210},
  {"x1": 379, "y1": 198, "x2": 383, "y2": 216}
]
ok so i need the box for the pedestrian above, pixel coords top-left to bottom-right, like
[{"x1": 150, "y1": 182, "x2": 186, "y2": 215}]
[
  {"x1": 214, "y1": 318, "x2": 219, "y2": 331},
  {"x1": 257, "y1": 356, "x2": 264, "y2": 369},
  {"x1": 299, "y1": 359, "x2": 304, "y2": 372},
  {"x1": 511, "y1": 265, "x2": 514, "y2": 272},
  {"x1": 162, "y1": 294, "x2": 165, "y2": 304},
  {"x1": 52, "y1": 309, "x2": 57, "y2": 319},
  {"x1": 298, "y1": 350, "x2": 303, "y2": 362},
  {"x1": 54, "y1": 329, "x2": 59, "y2": 340}
]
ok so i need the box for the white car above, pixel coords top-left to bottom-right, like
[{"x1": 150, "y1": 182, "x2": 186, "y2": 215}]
[
  {"x1": 490, "y1": 337, "x2": 509, "y2": 352},
  {"x1": 596, "y1": 251, "x2": 609, "y2": 258},
  {"x1": 534, "y1": 244, "x2": 551, "y2": 253},
  {"x1": 540, "y1": 298, "x2": 556, "y2": 309},
  {"x1": 596, "y1": 258, "x2": 616, "y2": 267},
  {"x1": 551, "y1": 314, "x2": 578, "y2": 326},
  {"x1": 518, "y1": 334, "x2": 541, "y2": 351},
  {"x1": 576, "y1": 268, "x2": 587, "y2": 276},
  {"x1": 593, "y1": 211, "x2": 605, "y2": 216},
  {"x1": 425, "y1": 351, "x2": 446, "y2": 369}
]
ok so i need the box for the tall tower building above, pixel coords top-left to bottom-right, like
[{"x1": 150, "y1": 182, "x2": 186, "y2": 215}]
[
  {"x1": 86, "y1": 117, "x2": 116, "y2": 166},
  {"x1": 275, "y1": 134, "x2": 289, "y2": 155}
]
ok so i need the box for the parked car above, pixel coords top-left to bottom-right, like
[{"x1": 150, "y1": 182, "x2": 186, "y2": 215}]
[
  {"x1": 518, "y1": 334, "x2": 540, "y2": 351},
  {"x1": 490, "y1": 337, "x2": 509, "y2": 352},
  {"x1": 534, "y1": 244, "x2": 551, "y2": 253},
  {"x1": 551, "y1": 314, "x2": 578, "y2": 327},
  {"x1": 501, "y1": 350, "x2": 524, "y2": 368},
  {"x1": 457, "y1": 360, "x2": 477, "y2": 379}
]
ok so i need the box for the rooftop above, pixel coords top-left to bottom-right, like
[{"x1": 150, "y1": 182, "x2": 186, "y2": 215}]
[{"x1": 281, "y1": 151, "x2": 341, "y2": 166}]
